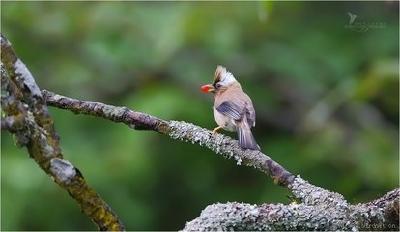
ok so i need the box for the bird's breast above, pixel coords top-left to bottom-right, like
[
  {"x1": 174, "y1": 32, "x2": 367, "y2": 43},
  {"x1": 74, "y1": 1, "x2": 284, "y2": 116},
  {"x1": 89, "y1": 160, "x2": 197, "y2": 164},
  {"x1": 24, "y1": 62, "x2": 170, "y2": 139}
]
[{"x1": 213, "y1": 107, "x2": 237, "y2": 132}]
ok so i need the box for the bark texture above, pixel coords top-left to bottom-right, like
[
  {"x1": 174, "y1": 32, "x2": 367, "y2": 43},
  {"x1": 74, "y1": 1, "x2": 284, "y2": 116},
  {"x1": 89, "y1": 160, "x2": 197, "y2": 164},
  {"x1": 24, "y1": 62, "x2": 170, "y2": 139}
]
[
  {"x1": 42, "y1": 90, "x2": 295, "y2": 187},
  {"x1": 183, "y1": 180, "x2": 399, "y2": 231},
  {"x1": 1, "y1": 34, "x2": 125, "y2": 231},
  {"x1": 2, "y1": 33, "x2": 398, "y2": 231},
  {"x1": 41, "y1": 87, "x2": 400, "y2": 231}
]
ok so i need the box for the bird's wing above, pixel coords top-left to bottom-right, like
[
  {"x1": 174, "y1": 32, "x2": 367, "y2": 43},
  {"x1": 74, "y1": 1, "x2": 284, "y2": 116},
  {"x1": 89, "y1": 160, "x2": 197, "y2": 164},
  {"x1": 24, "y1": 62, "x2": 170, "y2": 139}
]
[{"x1": 215, "y1": 101, "x2": 243, "y2": 121}]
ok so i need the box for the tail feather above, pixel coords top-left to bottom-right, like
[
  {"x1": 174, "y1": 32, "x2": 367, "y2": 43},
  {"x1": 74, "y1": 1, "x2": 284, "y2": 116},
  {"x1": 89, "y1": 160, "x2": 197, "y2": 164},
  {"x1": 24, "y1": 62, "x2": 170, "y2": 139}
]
[{"x1": 237, "y1": 119, "x2": 260, "y2": 151}]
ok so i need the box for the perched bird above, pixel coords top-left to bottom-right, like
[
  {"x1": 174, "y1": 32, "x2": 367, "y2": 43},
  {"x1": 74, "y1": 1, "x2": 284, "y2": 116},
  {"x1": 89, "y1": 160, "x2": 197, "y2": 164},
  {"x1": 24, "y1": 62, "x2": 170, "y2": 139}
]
[{"x1": 201, "y1": 65, "x2": 260, "y2": 150}]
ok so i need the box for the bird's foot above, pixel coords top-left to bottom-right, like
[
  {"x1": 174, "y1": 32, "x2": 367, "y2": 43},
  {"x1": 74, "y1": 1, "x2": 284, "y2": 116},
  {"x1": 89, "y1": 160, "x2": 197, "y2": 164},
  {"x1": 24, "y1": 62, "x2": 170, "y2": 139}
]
[{"x1": 212, "y1": 126, "x2": 222, "y2": 134}]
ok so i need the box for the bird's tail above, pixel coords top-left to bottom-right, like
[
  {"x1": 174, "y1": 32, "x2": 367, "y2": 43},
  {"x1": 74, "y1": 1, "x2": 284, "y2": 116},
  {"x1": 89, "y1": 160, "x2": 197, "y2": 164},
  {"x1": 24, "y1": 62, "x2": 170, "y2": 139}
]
[{"x1": 237, "y1": 118, "x2": 260, "y2": 150}]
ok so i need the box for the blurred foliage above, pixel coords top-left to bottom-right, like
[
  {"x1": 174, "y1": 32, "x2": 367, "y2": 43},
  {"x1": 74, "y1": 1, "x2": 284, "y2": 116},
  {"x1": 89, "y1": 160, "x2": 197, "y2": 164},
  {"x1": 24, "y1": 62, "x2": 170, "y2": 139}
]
[{"x1": 1, "y1": 2, "x2": 398, "y2": 230}]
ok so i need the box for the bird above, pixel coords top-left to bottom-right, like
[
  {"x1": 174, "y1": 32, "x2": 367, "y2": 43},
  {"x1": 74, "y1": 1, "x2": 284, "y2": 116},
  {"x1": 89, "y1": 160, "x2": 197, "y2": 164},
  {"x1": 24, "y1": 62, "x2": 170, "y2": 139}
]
[{"x1": 200, "y1": 65, "x2": 260, "y2": 150}]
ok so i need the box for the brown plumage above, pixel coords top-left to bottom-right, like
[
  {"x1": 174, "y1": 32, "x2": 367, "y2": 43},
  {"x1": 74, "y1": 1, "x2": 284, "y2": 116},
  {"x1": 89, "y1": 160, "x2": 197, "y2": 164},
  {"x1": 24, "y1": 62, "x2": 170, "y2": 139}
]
[{"x1": 201, "y1": 65, "x2": 259, "y2": 150}]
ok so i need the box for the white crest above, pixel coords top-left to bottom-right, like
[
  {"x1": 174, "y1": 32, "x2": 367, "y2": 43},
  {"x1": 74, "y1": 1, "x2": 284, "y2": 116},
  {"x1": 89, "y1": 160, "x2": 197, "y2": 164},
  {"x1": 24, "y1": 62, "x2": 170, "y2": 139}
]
[{"x1": 216, "y1": 66, "x2": 237, "y2": 86}]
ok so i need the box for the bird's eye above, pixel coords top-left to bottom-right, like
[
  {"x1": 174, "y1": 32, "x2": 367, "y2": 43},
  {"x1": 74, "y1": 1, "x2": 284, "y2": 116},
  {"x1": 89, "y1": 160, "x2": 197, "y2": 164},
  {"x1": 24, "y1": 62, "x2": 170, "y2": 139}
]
[{"x1": 215, "y1": 83, "x2": 222, "y2": 88}]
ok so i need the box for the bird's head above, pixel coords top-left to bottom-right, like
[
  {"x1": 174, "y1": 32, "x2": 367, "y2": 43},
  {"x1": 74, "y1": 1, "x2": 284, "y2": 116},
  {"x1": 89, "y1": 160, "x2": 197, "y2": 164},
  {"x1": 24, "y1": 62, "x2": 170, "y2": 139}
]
[{"x1": 201, "y1": 65, "x2": 239, "y2": 94}]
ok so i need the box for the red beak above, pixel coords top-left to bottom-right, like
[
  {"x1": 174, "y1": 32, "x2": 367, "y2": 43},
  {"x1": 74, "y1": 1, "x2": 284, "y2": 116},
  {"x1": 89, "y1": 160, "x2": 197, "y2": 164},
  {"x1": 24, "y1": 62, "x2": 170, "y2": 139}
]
[{"x1": 200, "y1": 84, "x2": 215, "y2": 93}]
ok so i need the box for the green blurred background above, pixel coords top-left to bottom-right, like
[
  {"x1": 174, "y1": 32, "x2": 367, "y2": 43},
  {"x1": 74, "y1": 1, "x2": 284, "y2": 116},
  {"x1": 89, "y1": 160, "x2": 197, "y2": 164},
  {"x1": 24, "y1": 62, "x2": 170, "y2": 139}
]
[{"x1": 1, "y1": 2, "x2": 398, "y2": 230}]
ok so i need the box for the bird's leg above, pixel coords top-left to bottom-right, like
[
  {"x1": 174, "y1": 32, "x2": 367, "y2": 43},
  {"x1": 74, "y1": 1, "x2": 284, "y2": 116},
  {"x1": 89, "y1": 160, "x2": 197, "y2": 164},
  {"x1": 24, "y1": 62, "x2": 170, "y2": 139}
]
[{"x1": 212, "y1": 126, "x2": 222, "y2": 134}]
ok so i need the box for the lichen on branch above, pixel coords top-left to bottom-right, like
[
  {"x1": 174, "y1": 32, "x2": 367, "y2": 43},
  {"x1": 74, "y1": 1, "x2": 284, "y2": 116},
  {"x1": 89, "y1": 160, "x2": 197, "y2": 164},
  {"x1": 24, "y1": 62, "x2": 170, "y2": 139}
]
[
  {"x1": 42, "y1": 90, "x2": 295, "y2": 187},
  {"x1": 42, "y1": 89, "x2": 399, "y2": 231},
  {"x1": 1, "y1": 34, "x2": 125, "y2": 231},
  {"x1": 2, "y1": 33, "x2": 398, "y2": 231}
]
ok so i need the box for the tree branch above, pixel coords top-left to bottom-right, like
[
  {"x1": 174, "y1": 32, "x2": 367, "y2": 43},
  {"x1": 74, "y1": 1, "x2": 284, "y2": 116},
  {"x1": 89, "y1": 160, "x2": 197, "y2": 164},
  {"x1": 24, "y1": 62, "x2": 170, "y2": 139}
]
[
  {"x1": 2, "y1": 33, "x2": 398, "y2": 231},
  {"x1": 182, "y1": 188, "x2": 399, "y2": 231},
  {"x1": 41, "y1": 88, "x2": 399, "y2": 231},
  {"x1": 41, "y1": 89, "x2": 296, "y2": 187},
  {"x1": 1, "y1": 34, "x2": 125, "y2": 231}
]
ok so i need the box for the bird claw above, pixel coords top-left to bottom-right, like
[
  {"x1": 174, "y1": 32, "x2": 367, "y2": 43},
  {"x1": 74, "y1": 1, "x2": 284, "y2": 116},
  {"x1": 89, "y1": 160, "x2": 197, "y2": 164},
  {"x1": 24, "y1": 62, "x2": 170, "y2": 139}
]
[{"x1": 212, "y1": 126, "x2": 222, "y2": 134}]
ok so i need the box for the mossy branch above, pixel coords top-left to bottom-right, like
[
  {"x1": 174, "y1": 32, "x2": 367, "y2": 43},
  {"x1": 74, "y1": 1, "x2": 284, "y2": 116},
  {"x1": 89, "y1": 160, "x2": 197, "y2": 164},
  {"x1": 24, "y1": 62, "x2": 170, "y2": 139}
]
[
  {"x1": 41, "y1": 88, "x2": 399, "y2": 231},
  {"x1": 182, "y1": 188, "x2": 399, "y2": 231},
  {"x1": 42, "y1": 90, "x2": 296, "y2": 187},
  {"x1": 2, "y1": 33, "x2": 398, "y2": 231},
  {"x1": 1, "y1": 34, "x2": 125, "y2": 231}
]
